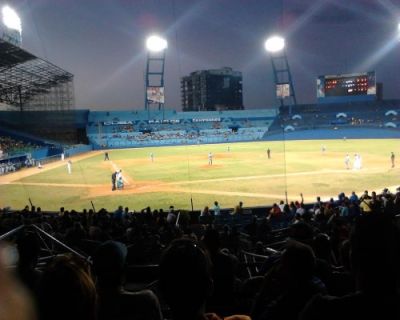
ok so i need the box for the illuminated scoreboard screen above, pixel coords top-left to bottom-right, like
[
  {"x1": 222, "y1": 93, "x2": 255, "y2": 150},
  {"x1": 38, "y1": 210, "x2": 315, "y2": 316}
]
[{"x1": 317, "y1": 72, "x2": 376, "y2": 103}]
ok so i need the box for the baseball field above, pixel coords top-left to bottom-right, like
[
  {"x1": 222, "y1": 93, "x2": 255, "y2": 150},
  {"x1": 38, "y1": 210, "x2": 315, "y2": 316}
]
[{"x1": 0, "y1": 139, "x2": 399, "y2": 212}]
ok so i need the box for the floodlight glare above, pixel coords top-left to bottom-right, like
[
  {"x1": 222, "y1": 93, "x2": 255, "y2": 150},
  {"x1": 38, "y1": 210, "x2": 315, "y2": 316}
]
[
  {"x1": 265, "y1": 36, "x2": 285, "y2": 53},
  {"x1": 2, "y1": 5, "x2": 21, "y2": 33},
  {"x1": 146, "y1": 35, "x2": 168, "y2": 52}
]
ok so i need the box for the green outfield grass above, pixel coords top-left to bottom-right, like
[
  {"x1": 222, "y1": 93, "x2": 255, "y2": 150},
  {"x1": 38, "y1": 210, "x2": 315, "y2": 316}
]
[{"x1": 1, "y1": 139, "x2": 399, "y2": 211}]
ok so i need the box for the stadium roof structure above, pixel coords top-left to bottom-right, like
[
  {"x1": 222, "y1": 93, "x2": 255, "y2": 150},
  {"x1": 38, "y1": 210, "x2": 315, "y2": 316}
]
[{"x1": 0, "y1": 38, "x2": 74, "y2": 111}]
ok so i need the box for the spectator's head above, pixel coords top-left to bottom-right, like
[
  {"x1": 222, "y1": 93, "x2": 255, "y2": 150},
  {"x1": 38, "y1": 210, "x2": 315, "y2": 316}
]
[
  {"x1": 0, "y1": 245, "x2": 36, "y2": 320},
  {"x1": 277, "y1": 241, "x2": 316, "y2": 288},
  {"x1": 159, "y1": 238, "x2": 213, "y2": 320},
  {"x1": 202, "y1": 228, "x2": 221, "y2": 255},
  {"x1": 312, "y1": 233, "x2": 331, "y2": 261},
  {"x1": 17, "y1": 232, "x2": 40, "y2": 269},
  {"x1": 39, "y1": 255, "x2": 97, "y2": 320},
  {"x1": 92, "y1": 241, "x2": 127, "y2": 288},
  {"x1": 289, "y1": 222, "x2": 314, "y2": 245}
]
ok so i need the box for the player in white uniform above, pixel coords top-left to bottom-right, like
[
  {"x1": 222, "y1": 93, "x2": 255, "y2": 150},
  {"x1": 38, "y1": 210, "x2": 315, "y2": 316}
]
[
  {"x1": 208, "y1": 152, "x2": 213, "y2": 165},
  {"x1": 353, "y1": 154, "x2": 361, "y2": 170},
  {"x1": 116, "y1": 169, "x2": 124, "y2": 189},
  {"x1": 150, "y1": 153, "x2": 154, "y2": 162},
  {"x1": 116, "y1": 169, "x2": 122, "y2": 180},
  {"x1": 67, "y1": 160, "x2": 72, "y2": 174},
  {"x1": 345, "y1": 154, "x2": 350, "y2": 170}
]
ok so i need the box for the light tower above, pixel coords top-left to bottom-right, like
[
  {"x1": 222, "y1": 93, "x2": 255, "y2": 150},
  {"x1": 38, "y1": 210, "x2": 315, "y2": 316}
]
[
  {"x1": 264, "y1": 35, "x2": 296, "y2": 115},
  {"x1": 144, "y1": 35, "x2": 167, "y2": 116}
]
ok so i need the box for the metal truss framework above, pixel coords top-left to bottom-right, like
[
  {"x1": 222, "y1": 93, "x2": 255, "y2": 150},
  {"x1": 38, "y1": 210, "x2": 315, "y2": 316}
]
[
  {"x1": 144, "y1": 49, "x2": 166, "y2": 115},
  {"x1": 270, "y1": 50, "x2": 297, "y2": 115},
  {"x1": 0, "y1": 39, "x2": 74, "y2": 111}
]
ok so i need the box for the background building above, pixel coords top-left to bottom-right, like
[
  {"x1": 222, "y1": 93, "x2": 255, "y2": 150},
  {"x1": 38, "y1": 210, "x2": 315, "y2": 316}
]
[{"x1": 181, "y1": 67, "x2": 243, "y2": 111}]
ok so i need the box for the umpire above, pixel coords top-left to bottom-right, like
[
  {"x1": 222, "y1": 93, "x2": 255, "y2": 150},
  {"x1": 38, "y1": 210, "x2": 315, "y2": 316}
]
[{"x1": 111, "y1": 171, "x2": 117, "y2": 191}]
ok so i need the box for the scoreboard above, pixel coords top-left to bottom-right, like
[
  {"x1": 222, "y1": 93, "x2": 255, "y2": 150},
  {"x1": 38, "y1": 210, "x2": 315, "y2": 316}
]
[{"x1": 317, "y1": 72, "x2": 376, "y2": 103}]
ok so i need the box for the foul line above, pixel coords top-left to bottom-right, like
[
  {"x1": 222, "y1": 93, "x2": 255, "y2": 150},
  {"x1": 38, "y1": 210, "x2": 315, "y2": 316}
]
[{"x1": 163, "y1": 167, "x2": 384, "y2": 186}]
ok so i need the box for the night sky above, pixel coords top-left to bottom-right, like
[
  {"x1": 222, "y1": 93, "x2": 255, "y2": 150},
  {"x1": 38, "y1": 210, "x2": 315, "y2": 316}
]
[{"x1": 9, "y1": 0, "x2": 400, "y2": 110}]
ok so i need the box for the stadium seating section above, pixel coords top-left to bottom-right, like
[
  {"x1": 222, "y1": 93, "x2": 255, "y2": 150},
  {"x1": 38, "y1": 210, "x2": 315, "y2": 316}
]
[{"x1": 86, "y1": 109, "x2": 276, "y2": 148}]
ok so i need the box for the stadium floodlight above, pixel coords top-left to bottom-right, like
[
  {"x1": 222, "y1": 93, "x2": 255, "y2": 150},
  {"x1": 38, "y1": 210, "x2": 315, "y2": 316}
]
[
  {"x1": 2, "y1": 5, "x2": 21, "y2": 33},
  {"x1": 264, "y1": 35, "x2": 285, "y2": 53},
  {"x1": 146, "y1": 35, "x2": 168, "y2": 52}
]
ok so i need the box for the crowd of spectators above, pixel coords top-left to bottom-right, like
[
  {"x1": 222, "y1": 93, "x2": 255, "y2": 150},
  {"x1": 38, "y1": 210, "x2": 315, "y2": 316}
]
[
  {"x1": 112, "y1": 124, "x2": 134, "y2": 134},
  {"x1": 92, "y1": 128, "x2": 269, "y2": 148},
  {"x1": 0, "y1": 136, "x2": 40, "y2": 158},
  {"x1": 281, "y1": 109, "x2": 393, "y2": 132},
  {"x1": 0, "y1": 187, "x2": 400, "y2": 319},
  {"x1": 0, "y1": 135, "x2": 43, "y2": 175}
]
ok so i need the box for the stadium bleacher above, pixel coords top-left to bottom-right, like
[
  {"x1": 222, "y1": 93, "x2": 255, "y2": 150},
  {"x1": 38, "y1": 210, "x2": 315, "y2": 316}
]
[
  {"x1": 1, "y1": 186, "x2": 400, "y2": 319},
  {"x1": 265, "y1": 99, "x2": 400, "y2": 139},
  {"x1": 87, "y1": 109, "x2": 276, "y2": 148}
]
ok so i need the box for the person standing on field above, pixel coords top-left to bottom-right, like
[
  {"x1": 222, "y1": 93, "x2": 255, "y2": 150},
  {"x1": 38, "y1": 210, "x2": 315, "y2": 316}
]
[
  {"x1": 345, "y1": 154, "x2": 350, "y2": 170},
  {"x1": 111, "y1": 171, "x2": 117, "y2": 191},
  {"x1": 391, "y1": 152, "x2": 395, "y2": 168},
  {"x1": 67, "y1": 160, "x2": 72, "y2": 174}
]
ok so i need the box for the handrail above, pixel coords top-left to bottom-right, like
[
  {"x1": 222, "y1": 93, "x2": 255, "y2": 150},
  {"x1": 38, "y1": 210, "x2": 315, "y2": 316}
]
[
  {"x1": 30, "y1": 224, "x2": 88, "y2": 262},
  {"x1": 0, "y1": 225, "x2": 25, "y2": 241},
  {"x1": 242, "y1": 250, "x2": 274, "y2": 259},
  {"x1": 0, "y1": 224, "x2": 88, "y2": 262}
]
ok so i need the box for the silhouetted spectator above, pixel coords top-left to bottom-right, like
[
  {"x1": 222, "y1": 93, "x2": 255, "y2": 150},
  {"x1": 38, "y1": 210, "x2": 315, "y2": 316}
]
[
  {"x1": 252, "y1": 241, "x2": 326, "y2": 320},
  {"x1": 0, "y1": 244, "x2": 36, "y2": 320},
  {"x1": 16, "y1": 232, "x2": 42, "y2": 296},
  {"x1": 300, "y1": 214, "x2": 400, "y2": 319},
  {"x1": 203, "y1": 229, "x2": 239, "y2": 314},
  {"x1": 92, "y1": 241, "x2": 162, "y2": 320},
  {"x1": 38, "y1": 255, "x2": 97, "y2": 320},
  {"x1": 159, "y1": 238, "x2": 249, "y2": 320}
]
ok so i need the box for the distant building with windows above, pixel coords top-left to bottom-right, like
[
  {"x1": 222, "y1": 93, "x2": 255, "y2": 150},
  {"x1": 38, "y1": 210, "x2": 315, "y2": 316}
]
[{"x1": 181, "y1": 67, "x2": 243, "y2": 111}]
